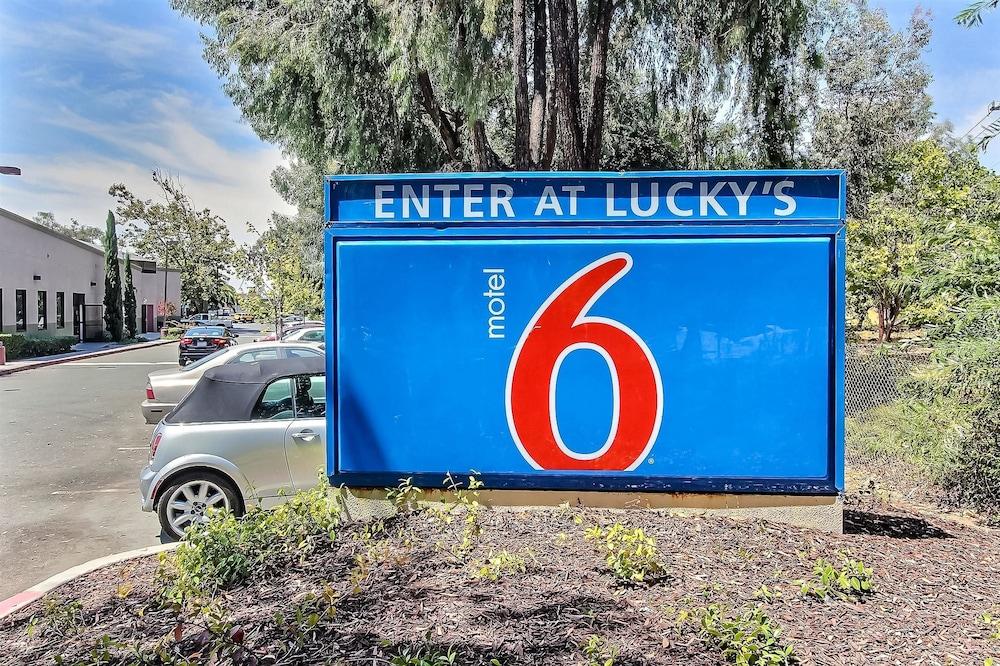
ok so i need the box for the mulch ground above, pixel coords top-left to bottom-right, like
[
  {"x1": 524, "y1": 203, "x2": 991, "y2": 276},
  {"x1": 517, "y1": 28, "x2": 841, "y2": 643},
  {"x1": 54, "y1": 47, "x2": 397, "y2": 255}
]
[{"x1": 2, "y1": 494, "x2": 1000, "y2": 665}]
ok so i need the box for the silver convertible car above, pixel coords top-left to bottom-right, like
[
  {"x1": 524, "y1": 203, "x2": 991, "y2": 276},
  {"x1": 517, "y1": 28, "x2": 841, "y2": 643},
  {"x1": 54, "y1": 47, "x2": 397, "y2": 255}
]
[
  {"x1": 141, "y1": 341, "x2": 324, "y2": 423},
  {"x1": 139, "y1": 357, "x2": 327, "y2": 539}
]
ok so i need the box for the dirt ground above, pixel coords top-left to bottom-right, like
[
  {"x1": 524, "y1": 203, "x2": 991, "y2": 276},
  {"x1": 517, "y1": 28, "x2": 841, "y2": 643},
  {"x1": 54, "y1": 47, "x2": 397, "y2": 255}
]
[{"x1": 2, "y1": 494, "x2": 999, "y2": 665}]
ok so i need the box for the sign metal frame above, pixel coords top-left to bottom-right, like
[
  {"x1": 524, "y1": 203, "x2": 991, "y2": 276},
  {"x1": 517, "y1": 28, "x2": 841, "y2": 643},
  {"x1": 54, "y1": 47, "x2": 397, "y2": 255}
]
[{"x1": 324, "y1": 170, "x2": 846, "y2": 496}]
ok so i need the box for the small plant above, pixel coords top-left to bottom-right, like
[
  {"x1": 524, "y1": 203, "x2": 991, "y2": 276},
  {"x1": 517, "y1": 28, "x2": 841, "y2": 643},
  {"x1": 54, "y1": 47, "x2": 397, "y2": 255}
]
[
  {"x1": 582, "y1": 635, "x2": 618, "y2": 666},
  {"x1": 982, "y1": 611, "x2": 1000, "y2": 640},
  {"x1": 428, "y1": 473, "x2": 485, "y2": 557},
  {"x1": 391, "y1": 645, "x2": 458, "y2": 666},
  {"x1": 752, "y1": 585, "x2": 781, "y2": 603},
  {"x1": 387, "y1": 476, "x2": 424, "y2": 513},
  {"x1": 27, "y1": 597, "x2": 85, "y2": 638},
  {"x1": 584, "y1": 523, "x2": 665, "y2": 584},
  {"x1": 798, "y1": 555, "x2": 875, "y2": 601},
  {"x1": 474, "y1": 549, "x2": 531, "y2": 581},
  {"x1": 696, "y1": 604, "x2": 796, "y2": 665},
  {"x1": 275, "y1": 585, "x2": 340, "y2": 648}
]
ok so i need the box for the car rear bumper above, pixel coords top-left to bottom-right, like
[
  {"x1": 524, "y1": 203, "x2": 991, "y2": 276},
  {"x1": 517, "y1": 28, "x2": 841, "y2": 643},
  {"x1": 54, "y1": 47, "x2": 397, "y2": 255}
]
[
  {"x1": 141, "y1": 399, "x2": 175, "y2": 424},
  {"x1": 179, "y1": 346, "x2": 223, "y2": 361},
  {"x1": 138, "y1": 464, "x2": 157, "y2": 512}
]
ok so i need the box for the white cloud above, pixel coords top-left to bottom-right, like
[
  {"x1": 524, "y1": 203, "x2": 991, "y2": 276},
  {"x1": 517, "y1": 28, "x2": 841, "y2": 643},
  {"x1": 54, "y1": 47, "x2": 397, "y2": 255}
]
[{"x1": 0, "y1": 94, "x2": 295, "y2": 249}]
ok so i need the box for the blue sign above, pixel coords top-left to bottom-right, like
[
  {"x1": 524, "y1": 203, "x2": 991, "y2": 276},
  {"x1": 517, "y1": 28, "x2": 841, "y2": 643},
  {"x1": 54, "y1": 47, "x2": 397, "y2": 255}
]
[{"x1": 325, "y1": 170, "x2": 846, "y2": 494}]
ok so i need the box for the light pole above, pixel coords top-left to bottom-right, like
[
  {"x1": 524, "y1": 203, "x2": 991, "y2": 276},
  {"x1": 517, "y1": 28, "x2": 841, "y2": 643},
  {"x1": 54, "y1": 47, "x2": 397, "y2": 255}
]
[{"x1": 0, "y1": 166, "x2": 21, "y2": 176}]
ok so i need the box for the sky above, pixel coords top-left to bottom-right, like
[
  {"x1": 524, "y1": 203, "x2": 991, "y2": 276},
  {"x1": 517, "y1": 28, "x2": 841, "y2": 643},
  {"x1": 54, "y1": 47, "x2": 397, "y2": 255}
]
[{"x1": 0, "y1": 0, "x2": 998, "y2": 244}]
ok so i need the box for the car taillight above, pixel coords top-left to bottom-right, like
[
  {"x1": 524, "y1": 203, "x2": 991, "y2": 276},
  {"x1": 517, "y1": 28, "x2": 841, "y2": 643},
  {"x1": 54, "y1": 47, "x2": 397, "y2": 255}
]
[
  {"x1": 149, "y1": 432, "x2": 162, "y2": 459},
  {"x1": 212, "y1": 337, "x2": 229, "y2": 346},
  {"x1": 145, "y1": 383, "x2": 155, "y2": 400},
  {"x1": 179, "y1": 337, "x2": 193, "y2": 345}
]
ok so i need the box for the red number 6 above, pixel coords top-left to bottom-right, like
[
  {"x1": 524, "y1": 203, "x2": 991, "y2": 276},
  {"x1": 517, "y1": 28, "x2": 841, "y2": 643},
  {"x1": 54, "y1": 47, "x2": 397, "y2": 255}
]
[{"x1": 505, "y1": 252, "x2": 663, "y2": 471}]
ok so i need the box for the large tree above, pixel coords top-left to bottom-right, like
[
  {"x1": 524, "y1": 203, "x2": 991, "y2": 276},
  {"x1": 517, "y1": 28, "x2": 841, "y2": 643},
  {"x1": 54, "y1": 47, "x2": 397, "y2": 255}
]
[
  {"x1": 33, "y1": 212, "x2": 103, "y2": 246},
  {"x1": 172, "y1": 0, "x2": 818, "y2": 174},
  {"x1": 109, "y1": 172, "x2": 235, "y2": 314},
  {"x1": 808, "y1": 0, "x2": 932, "y2": 216},
  {"x1": 102, "y1": 212, "x2": 124, "y2": 342}
]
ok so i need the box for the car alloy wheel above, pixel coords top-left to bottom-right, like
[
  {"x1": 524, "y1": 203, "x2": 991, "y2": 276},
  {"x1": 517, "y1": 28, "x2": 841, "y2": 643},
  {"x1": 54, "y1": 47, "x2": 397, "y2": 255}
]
[{"x1": 164, "y1": 479, "x2": 230, "y2": 534}]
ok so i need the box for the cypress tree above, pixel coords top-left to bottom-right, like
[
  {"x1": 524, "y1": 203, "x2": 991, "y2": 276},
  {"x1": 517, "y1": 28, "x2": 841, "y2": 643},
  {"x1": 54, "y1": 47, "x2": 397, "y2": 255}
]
[
  {"x1": 102, "y1": 211, "x2": 124, "y2": 342},
  {"x1": 123, "y1": 253, "x2": 137, "y2": 339}
]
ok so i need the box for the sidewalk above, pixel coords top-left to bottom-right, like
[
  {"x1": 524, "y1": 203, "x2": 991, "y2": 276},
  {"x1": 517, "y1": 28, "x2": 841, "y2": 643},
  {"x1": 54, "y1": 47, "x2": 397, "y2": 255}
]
[{"x1": 0, "y1": 333, "x2": 175, "y2": 376}]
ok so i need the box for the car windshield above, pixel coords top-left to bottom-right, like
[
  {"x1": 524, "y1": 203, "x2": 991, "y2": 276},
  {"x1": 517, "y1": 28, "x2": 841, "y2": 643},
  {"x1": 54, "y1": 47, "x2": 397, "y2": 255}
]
[
  {"x1": 187, "y1": 326, "x2": 225, "y2": 336},
  {"x1": 180, "y1": 348, "x2": 230, "y2": 372}
]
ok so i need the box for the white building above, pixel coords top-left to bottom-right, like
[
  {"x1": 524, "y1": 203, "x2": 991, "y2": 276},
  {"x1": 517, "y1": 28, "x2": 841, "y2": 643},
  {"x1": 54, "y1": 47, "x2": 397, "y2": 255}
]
[{"x1": 0, "y1": 207, "x2": 181, "y2": 339}]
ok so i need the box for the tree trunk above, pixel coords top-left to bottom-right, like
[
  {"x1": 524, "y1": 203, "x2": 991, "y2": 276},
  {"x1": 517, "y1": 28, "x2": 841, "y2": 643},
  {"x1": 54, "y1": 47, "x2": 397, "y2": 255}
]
[
  {"x1": 471, "y1": 119, "x2": 505, "y2": 171},
  {"x1": 584, "y1": 0, "x2": 614, "y2": 169},
  {"x1": 513, "y1": 0, "x2": 530, "y2": 169},
  {"x1": 416, "y1": 70, "x2": 462, "y2": 161},
  {"x1": 528, "y1": 0, "x2": 548, "y2": 166},
  {"x1": 547, "y1": 0, "x2": 584, "y2": 169}
]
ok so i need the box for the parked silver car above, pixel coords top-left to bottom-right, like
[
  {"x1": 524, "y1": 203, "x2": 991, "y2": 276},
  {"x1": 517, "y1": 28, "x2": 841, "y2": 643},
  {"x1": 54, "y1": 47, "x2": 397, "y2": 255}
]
[
  {"x1": 280, "y1": 326, "x2": 325, "y2": 343},
  {"x1": 139, "y1": 357, "x2": 327, "y2": 539},
  {"x1": 141, "y1": 341, "x2": 324, "y2": 423}
]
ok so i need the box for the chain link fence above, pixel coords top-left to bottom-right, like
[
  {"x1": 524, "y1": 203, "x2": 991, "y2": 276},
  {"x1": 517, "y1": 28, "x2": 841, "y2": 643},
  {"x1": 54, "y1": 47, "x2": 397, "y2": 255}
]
[{"x1": 844, "y1": 343, "x2": 931, "y2": 480}]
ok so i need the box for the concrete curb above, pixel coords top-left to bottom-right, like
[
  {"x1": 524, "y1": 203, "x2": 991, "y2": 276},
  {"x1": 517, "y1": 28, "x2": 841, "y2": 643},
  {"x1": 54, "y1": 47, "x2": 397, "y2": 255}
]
[
  {"x1": 0, "y1": 543, "x2": 178, "y2": 620},
  {"x1": 0, "y1": 338, "x2": 177, "y2": 377}
]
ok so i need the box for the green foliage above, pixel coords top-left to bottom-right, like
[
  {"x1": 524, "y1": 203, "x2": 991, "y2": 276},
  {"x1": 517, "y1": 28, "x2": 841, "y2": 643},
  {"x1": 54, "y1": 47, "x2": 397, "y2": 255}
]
[
  {"x1": 26, "y1": 597, "x2": 84, "y2": 638},
  {"x1": 798, "y1": 556, "x2": 875, "y2": 601},
  {"x1": 235, "y1": 223, "x2": 323, "y2": 329},
  {"x1": 956, "y1": 0, "x2": 999, "y2": 26},
  {"x1": 160, "y1": 480, "x2": 343, "y2": 605},
  {"x1": 110, "y1": 171, "x2": 235, "y2": 314},
  {"x1": 122, "y1": 254, "x2": 138, "y2": 340},
  {"x1": 582, "y1": 635, "x2": 619, "y2": 666},
  {"x1": 584, "y1": 523, "x2": 665, "y2": 584},
  {"x1": 474, "y1": 549, "x2": 531, "y2": 581},
  {"x1": 387, "y1": 476, "x2": 424, "y2": 514},
  {"x1": 427, "y1": 473, "x2": 485, "y2": 557},
  {"x1": 849, "y1": 336, "x2": 1000, "y2": 520},
  {"x1": 32, "y1": 211, "x2": 103, "y2": 246},
  {"x1": 982, "y1": 610, "x2": 1000, "y2": 639},
  {"x1": 0, "y1": 333, "x2": 76, "y2": 359},
  {"x1": 695, "y1": 603, "x2": 796, "y2": 666},
  {"x1": 161, "y1": 327, "x2": 185, "y2": 340},
  {"x1": 390, "y1": 646, "x2": 458, "y2": 666},
  {"x1": 102, "y1": 211, "x2": 124, "y2": 342}
]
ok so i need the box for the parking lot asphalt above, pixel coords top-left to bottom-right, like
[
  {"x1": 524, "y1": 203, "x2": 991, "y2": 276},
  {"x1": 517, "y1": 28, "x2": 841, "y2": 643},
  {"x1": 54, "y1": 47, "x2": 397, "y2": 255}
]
[{"x1": 0, "y1": 329, "x2": 263, "y2": 599}]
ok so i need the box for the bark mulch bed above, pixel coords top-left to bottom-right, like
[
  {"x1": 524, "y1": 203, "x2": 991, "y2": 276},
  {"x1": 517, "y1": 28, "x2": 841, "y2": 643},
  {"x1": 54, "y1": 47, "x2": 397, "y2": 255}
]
[{"x1": 2, "y1": 495, "x2": 999, "y2": 665}]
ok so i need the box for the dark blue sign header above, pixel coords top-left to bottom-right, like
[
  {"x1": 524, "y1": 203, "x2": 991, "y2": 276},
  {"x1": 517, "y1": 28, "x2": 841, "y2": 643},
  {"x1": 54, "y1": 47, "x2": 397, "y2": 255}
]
[{"x1": 326, "y1": 170, "x2": 845, "y2": 226}]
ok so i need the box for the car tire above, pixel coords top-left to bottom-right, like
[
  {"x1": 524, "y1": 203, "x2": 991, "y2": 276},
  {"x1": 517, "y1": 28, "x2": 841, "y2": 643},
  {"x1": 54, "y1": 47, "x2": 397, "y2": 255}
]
[
  {"x1": 156, "y1": 471, "x2": 244, "y2": 541},
  {"x1": 178, "y1": 358, "x2": 188, "y2": 367}
]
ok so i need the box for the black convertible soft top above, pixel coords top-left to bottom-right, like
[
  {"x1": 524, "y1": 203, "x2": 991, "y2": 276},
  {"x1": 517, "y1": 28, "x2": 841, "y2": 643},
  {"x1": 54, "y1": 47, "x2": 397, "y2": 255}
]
[{"x1": 166, "y1": 356, "x2": 325, "y2": 424}]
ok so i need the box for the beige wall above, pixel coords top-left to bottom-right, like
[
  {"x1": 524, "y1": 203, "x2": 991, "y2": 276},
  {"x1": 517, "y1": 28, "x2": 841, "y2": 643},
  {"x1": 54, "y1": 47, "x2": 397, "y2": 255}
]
[{"x1": 0, "y1": 209, "x2": 181, "y2": 336}]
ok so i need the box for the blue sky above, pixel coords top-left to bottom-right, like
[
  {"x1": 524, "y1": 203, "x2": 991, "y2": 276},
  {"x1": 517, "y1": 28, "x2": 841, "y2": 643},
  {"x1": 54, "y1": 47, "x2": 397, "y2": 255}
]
[{"x1": 0, "y1": 0, "x2": 998, "y2": 241}]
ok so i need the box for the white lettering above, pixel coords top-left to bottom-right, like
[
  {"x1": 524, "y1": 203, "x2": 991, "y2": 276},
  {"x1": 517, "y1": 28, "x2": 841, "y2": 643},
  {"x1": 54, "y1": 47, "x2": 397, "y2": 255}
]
[
  {"x1": 774, "y1": 180, "x2": 796, "y2": 217},
  {"x1": 700, "y1": 181, "x2": 727, "y2": 216},
  {"x1": 434, "y1": 183, "x2": 460, "y2": 218},
  {"x1": 375, "y1": 185, "x2": 394, "y2": 219},
  {"x1": 484, "y1": 268, "x2": 505, "y2": 339},
  {"x1": 491, "y1": 184, "x2": 515, "y2": 217},
  {"x1": 402, "y1": 184, "x2": 429, "y2": 219},
  {"x1": 464, "y1": 184, "x2": 484, "y2": 218},
  {"x1": 535, "y1": 185, "x2": 564, "y2": 216},
  {"x1": 728, "y1": 181, "x2": 756, "y2": 216},
  {"x1": 606, "y1": 183, "x2": 627, "y2": 217},
  {"x1": 630, "y1": 182, "x2": 659, "y2": 217},
  {"x1": 562, "y1": 185, "x2": 585, "y2": 215},
  {"x1": 666, "y1": 181, "x2": 693, "y2": 217}
]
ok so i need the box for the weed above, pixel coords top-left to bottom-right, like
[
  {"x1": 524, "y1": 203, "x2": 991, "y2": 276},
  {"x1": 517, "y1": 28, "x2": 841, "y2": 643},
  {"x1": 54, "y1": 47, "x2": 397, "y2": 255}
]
[
  {"x1": 752, "y1": 585, "x2": 781, "y2": 603},
  {"x1": 474, "y1": 549, "x2": 532, "y2": 581},
  {"x1": 696, "y1": 603, "x2": 796, "y2": 665},
  {"x1": 982, "y1": 611, "x2": 1000, "y2": 639},
  {"x1": 582, "y1": 635, "x2": 619, "y2": 666},
  {"x1": 390, "y1": 645, "x2": 458, "y2": 666},
  {"x1": 387, "y1": 477, "x2": 424, "y2": 513},
  {"x1": 159, "y1": 478, "x2": 343, "y2": 606},
  {"x1": 798, "y1": 556, "x2": 875, "y2": 601},
  {"x1": 275, "y1": 584, "x2": 340, "y2": 648},
  {"x1": 26, "y1": 597, "x2": 85, "y2": 638},
  {"x1": 428, "y1": 473, "x2": 485, "y2": 557},
  {"x1": 584, "y1": 523, "x2": 665, "y2": 584}
]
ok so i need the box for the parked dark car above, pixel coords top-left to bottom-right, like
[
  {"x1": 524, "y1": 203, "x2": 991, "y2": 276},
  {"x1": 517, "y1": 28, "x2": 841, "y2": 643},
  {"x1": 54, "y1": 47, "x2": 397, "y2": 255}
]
[{"x1": 178, "y1": 326, "x2": 237, "y2": 366}]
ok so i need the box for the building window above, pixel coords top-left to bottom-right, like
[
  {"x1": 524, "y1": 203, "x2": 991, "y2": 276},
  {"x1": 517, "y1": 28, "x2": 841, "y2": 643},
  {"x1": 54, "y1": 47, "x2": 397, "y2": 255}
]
[
  {"x1": 37, "y1": 291, "x2": 47, "y2": 330},
  {"x1": 56, "y1": 292, "x2": 65, "y2": 328},
  {"x1": 15, "y1": 290, "x2": 26, "y2": 331}
]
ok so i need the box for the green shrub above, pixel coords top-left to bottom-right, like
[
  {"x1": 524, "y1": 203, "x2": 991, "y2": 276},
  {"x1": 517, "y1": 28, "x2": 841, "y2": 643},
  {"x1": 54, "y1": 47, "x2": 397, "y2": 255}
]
[
  {"x1": 161, "y1": 327, "x2": 185, "y2": 340},
  {"x1": 160, "y1": 480, "x2": 343, "y2": 605},
  {"x1": 695, "y1": 604, "x2": 796, "y2": 666},
  {"x1": 474, "y1": 549, "x2": 531, "y2": 581},
  {"x1": 798, "y1": 556, "x2": 875, "y2": 601},
  {"x1": 0, "y1": 333, "x2": 76, "y2": 359},
  {"x1": 582, "y1": 635, "x2": 619, "y2": 666},
  {"x1": 584, "y1": 523, "x2": 665, "y2": 583},
  {"x1": 849, "y1": 335, "x2": 1000, "y2": 521}
]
